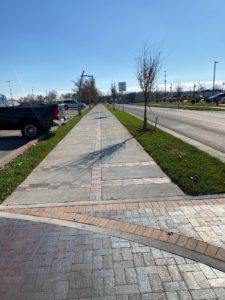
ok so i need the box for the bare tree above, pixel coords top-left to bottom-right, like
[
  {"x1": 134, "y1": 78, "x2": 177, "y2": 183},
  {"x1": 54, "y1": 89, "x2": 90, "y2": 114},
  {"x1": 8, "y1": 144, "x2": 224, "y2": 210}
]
[
  {"x1": 110, "y1": 83, "x2": 117, "y2": 109},
  {"x1": 19, "y1": 94, "x2": 35, "y2": 105},
  {"x1": 36, "y1": 95, "x2": 45, "y2": 104},
  {"x1": 45, "y1": 90, "x2": 57, "y2": 103},
  {"x1": 72, "y1": 78, "x2": 81, "y2": 99},
  {"x1": 136, "y1": 45, "x2": 161, "y2": 129},
  {"x1": 87, "y1": 77, "x2": 99, "y2": 106},
  {"x1": 60, "y1": 92, "x2": 76, "y2": 99},
  {"x1": 20, "y1": 92, "x2": 56, "y2": 105},
  {"x1": 73, "y1": 77, "x2": 99, "y2": 107}
]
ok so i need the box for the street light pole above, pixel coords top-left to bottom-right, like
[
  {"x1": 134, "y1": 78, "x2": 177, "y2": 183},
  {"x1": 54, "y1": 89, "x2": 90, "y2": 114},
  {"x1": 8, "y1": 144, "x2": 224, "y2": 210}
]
[
  {"x1": 193, "y1": 83, "x2": 196, "y2": 103},
  {"x1": 7, "y1": 80, "x2": 13, "y2": 105},
  {"x1": 78, "y1": 71, "x2": 94, "y2": 116},
  {"x1": 32, "y1": 87, "x2": 35, "y2": 101},
  {"x1": 78, "y1": 70, "x2": 85, "y2": 116},
  {"x1": 212, "y1": 61, "x2": 219, "y2": 96}
]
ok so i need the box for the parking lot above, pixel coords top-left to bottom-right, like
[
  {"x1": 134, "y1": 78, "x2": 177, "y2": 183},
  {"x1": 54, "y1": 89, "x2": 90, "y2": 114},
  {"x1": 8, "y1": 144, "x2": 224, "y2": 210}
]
[
  {"x1": 0, "y1": 130, "x2": 27, "y2": 165},
  {"x1": 0, "y1": 109, "x2": 79, "y2": 168}
]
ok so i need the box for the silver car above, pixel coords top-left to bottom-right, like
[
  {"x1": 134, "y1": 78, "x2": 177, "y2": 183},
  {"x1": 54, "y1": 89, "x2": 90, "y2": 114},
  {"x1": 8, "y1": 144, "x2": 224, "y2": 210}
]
[{"x1": 61, "y1": 99, "x2": 82, "y2": 110}]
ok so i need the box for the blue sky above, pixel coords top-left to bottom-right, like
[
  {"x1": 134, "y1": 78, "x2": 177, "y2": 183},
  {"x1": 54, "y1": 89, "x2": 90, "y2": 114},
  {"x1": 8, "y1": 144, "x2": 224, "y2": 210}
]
[{"x1": 1, "y1": 0, "x2": 225, "y2": 98}]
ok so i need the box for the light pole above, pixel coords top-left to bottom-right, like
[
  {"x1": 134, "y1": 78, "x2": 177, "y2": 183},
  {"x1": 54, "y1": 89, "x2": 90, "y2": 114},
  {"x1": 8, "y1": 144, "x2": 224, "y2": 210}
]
[
  {"x1": 164, "y1": 70, "x2": 167, "y2": 94},
  {"x1": 32, "y1": 87, "x2": 35, "y2": 101},
  {"x1": 79, "y1": 71, "x2": 94, "y2": 116},
  {"x1": 7, "y1": 80, "x2": 13, "y2": 104},
  {"x1": 212, "y1": 61, "x2": 219, "y2": 96},
  {"x1": 193, "y1": 83, "x2": 196, "y2": 103}
]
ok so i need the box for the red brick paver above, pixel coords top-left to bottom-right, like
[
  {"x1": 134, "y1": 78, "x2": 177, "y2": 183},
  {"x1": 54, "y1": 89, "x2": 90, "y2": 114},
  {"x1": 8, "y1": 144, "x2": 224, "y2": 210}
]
[{"x1": 2, "y1": 199, "x2": 225, "y2": 265}]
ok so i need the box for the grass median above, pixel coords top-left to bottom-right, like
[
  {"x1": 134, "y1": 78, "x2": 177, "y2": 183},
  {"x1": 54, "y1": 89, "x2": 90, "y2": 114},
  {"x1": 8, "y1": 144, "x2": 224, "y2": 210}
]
[
  {"x1": 0, "y1": 109, "x2": 90, "y2": 203},
  {"x1": 109, "y1": 106, "x2": 225, "y2": 195}
]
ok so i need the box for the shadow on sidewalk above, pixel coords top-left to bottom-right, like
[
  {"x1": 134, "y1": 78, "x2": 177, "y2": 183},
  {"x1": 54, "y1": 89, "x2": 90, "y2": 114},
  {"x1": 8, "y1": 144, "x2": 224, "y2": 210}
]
[
  {"x1": 94, "y1": 116, "x2": 109, "y2": 120},
  {"x1": 48, "y1": 137, "x2": 134, "y2": 172}
]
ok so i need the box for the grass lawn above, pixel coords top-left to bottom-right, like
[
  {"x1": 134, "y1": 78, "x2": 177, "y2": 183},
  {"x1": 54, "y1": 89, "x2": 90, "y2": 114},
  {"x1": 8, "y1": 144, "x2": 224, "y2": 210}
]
[
  {"x1": 109, "y1": 107, "x2": 225, "y2": 195},
  {"x1": 132, "y1": 102, "x2": 225, "y2": 111},
  {"x1": 0, "y1": 109, "x2": 90, "y2": 203}
]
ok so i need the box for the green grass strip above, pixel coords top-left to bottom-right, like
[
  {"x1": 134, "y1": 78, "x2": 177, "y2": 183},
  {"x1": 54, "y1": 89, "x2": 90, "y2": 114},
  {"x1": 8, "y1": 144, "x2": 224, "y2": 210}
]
[
  {"x1": 0, "y1": 109, "x2": 91, "y2": 203},
  {"x1": 109, "y1": 107, "x2": 225, "y2": 195}
]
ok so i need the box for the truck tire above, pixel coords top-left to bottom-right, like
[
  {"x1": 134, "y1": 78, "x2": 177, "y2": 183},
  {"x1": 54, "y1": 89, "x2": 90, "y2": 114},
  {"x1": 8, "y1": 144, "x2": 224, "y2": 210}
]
[{"x1": 21, "y1": 121, "x2": 43, "y2": 140}]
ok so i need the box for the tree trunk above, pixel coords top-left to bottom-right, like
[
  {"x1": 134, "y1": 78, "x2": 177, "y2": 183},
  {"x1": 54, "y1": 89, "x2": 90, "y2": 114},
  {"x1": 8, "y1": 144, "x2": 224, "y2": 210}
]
[{"x1": 143, "y1": 96, "x2": 147, "y2": 129}]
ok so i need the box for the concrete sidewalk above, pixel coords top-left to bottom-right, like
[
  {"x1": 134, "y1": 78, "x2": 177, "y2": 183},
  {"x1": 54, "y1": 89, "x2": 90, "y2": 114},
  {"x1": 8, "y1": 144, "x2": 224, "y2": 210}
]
[
  {"x1": 1, "y1": 105, "x2": 225, "y2": 299},
  {"x1": 3, "y1": 105, "x2": 184, "y2": 206}
]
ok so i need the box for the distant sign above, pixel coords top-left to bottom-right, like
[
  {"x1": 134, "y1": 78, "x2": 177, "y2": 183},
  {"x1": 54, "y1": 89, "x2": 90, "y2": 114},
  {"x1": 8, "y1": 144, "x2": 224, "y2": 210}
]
[{"x1": 118, "y1": 82, "x2": 126, "y2": 92}]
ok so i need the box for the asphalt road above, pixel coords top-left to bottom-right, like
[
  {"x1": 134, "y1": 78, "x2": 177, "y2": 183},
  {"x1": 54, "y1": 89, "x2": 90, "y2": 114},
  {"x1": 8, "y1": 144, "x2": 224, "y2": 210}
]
[
  {"x1": 0, "y1": 109, "x2": 78, "y2": 167},
  {"x1": 121, "y1": 104, "x2": 225, "y2": 158}
]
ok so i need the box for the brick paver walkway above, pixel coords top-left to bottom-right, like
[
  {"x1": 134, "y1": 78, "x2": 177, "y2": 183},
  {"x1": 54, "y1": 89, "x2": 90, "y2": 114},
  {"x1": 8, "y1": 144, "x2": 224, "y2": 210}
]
[
  {"x1": 1, "y1": 105, "x2": 225, "y2": 299},
  {"x1": 2, "y1": 198, "x2": 225, "y2": 271},
  {"x1": 0, "y1": 215, "x2": 225, "y2": 299}
]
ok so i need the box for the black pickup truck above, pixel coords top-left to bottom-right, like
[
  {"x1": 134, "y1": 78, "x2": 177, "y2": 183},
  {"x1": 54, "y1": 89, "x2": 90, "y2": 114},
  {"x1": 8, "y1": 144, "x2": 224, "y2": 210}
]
[{"x1": 0, "y1": 94, "x2": 60, "y2": 139}]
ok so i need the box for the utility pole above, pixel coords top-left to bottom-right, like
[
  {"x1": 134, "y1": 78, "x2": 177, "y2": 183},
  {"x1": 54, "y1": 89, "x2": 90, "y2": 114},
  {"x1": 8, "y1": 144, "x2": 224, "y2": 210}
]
[
  {"x1": 78, "y1": 70, "x2": 94, "y2": 116},
  {"x1": 164, "y1": 70, "x2": 167, "y2": 94},
  {"x1": 212, "y1": 61, "x2": 219, "y2": 96},
  {"x1": 7, "y1": 80, "x2": 13, "y2": 106},
  {"x1": 193, "y1": 83, "x2": 196, "y2": 103},
  {"x1": 32, "y1": 87, "x2": 35, "y2": 101}
]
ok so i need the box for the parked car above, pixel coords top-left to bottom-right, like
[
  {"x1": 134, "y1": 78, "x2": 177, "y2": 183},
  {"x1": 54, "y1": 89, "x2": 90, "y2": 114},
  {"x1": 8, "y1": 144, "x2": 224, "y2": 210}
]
[
  {"x1": 190, "y1": 94, "x2": 205, "y2": 103},
  {"x1": 0, "y1": 94, "x2": 60, "y2": 139},
  {"x1": 180, "y1": 95, "x2": 191, "y2": 101},
  {"x1": 160, "y1": 96, "x2": 170, "y2": 102},
  {"x1": 207, "y1": 92, "x2": 225, "y2": 103},
  {"x1": 59, "y1": 99, "x2": 84, "y2": 110},
  {"x1": 168, "y1": 95, "x2": 179, "y2": 102}
]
